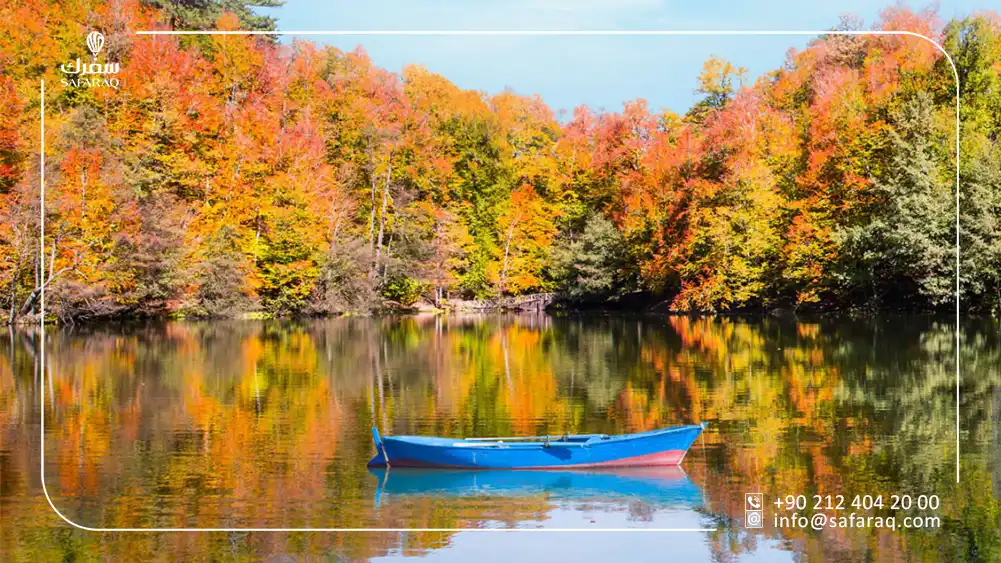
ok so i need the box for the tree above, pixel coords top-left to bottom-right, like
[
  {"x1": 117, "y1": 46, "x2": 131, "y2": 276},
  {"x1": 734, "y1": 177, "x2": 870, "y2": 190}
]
[
  {"x1": 187, "y1": 226, "x2": 255, "y2": 317},
  {"x1": 39, "y1": 106, "x2": 127, "y2": 320},
  {"x1": 108, "y1": 193, "x2": 186, "y2": 316},
  {"x1": 550, "y1": 214, "x2": 627, "y2": 299},
  {"x1": 143, "y1": 0, "x2": 285, "y2": 32},
  {"x1": 0, "y1": 73, "x2": 19, "y2": 192},
  {"x1": 311, "y1": 237, "x2": 375, "y2": 313},
  {"x1": 836, "y1": 92, "x2": 953, "y2": 308},
  {"x1": 958, "y1": 148, "x2": 1001, "y2": 311},
  {"x1": 398, "y1": 201, "x2": 473, "y2": 305},
  {"x1": 942, "y1": 14, "x2": 1001, "y2": 311},
  {"x1": 493, "y1": 184, "x2": 559, "y2": 295},
  {"x1": 687, "y1": 56, "x2": 747, "y2": 123}
]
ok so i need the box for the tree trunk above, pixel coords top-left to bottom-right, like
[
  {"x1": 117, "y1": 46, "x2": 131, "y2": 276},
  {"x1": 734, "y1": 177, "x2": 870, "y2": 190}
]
[
  {"x1": 373, "y1": 155, "x2": 392, "y2": 273},
  {"x1": 8, "y1": 284, "x2": 17, "y2": 324},
  {"x1": 367, "y1": 159, "x2": 377, "y2": 253},
  {"x1": 366, "y1": 143, "x2": 379, "y2": 254},
  {"x1": 382, "y1": 231, "x2": 394, "y2": 280},
  {"x1": 253, "y1": 207, "x2": 261, "y2": 264},
  {"x1": 19, "y1": 234, "x2": 81, "y2": 318},
  {"x1": 80, "y1": 169, "x2": 88, "y2": 220},
  {"x1": 18, "y1": 287, "x2": 41, "y2": 318},
  {"x1": 500, "y1": 216, "x2": 519, "y2": 294}
]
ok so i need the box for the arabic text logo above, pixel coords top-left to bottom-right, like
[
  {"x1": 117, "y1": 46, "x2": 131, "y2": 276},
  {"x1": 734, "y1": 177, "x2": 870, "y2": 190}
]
[{"x1": 60, "y1": 31, "x2": 120, "y2": 90}]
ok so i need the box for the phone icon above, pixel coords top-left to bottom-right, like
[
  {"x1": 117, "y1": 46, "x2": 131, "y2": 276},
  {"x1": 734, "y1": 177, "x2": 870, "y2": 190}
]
[{"x1": 745, "y1": 493, "x2": 764, "y2": 529}]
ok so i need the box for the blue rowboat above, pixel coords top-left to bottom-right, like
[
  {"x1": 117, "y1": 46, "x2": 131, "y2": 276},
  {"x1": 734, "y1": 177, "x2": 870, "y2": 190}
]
[
  {"x1": 369, "y1": 467, "x2": 702, "y2": 507},
  {"x1": 367, "y1": 424, "x2": 705, "y2": 469}
]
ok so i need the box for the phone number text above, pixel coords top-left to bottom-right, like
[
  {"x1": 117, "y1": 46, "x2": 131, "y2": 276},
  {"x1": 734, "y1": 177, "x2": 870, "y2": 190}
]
[{"x1": 773, "y1": 494, "x2": 940, "y2": 512}]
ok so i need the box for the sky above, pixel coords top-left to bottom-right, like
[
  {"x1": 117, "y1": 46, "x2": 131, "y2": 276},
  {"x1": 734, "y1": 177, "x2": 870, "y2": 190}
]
[{"x1": 257, "y1": 0, "x2": 987, "y2": 115}]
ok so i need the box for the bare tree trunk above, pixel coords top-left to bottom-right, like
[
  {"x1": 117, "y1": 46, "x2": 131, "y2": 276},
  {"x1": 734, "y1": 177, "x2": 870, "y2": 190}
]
[
  {"x1": 382, "y1": 231, "x2": 394, "y2": 281},
  {"x1": 374, "y1": 155, "x2": 393, "y2": 273},
  {"x1": 253, "y1": 207, "x2": 261, "y2": 264},
  {"x1": 20, "y1": 233, "x2": 83, "y2": 318},
  {"x1": 329, "y1": 204, "x2": 343, "y2": 243},
  {"x1": 48, "y1": 233, "x2": 57, "y2": 285},
  {"x1": 80, "y1": 169, "x2": 88, "y2": 220},
  {"x1": 34, "y1": 249, "x2": 39, "y2": 302},
  {"x1": 433, "y1": 220, "x2": 445, "y2": 306},
  {"x1": 367, "y1": 156, "x2": 377, "y2": 253},
  {"x1": 500, "y1": 215, "x2": 519, "y2": 294}
]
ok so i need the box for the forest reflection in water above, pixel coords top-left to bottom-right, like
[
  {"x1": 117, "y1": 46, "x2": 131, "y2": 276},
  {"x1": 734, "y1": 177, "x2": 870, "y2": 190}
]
[{"x1": 1, "y1": 314, "x2": 999, "y2": 562}]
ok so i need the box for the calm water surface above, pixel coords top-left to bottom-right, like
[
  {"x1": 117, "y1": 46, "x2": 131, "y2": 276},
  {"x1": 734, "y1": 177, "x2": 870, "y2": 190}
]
[{"x1": 1, "y1": 314, "x2": 998, "y2": 562}]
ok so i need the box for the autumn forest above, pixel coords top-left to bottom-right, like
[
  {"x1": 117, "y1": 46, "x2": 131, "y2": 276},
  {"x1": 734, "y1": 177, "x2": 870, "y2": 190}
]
[{"x1": 1, "y1": 1, "x2": 1000, "y2": 322}]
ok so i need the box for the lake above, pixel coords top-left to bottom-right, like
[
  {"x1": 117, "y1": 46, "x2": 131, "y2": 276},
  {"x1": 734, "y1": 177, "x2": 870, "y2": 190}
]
[{"x1": 1, "y1": 314, "x2": 999, "y2": 562}]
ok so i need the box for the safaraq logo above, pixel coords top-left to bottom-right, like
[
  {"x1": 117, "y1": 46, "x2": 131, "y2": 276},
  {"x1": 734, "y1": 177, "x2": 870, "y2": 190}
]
[{"x1": 60, "y1": 31, "x2": 121, "y2": 89}]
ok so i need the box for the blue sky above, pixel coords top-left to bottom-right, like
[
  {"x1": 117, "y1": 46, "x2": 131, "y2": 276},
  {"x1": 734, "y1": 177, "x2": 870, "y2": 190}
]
[{"x1": 258, "y1": 0, "x2": 986, "y2": 115}]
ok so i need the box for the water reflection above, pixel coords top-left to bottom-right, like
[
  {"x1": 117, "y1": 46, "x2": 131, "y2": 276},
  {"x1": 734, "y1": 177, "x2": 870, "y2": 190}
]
[
  {"x1": 370, "y1": 467, "x2": 703, "y2": 508},
  {"x1": 1, "y1": 315, "x2": 998, "y2": 561}
]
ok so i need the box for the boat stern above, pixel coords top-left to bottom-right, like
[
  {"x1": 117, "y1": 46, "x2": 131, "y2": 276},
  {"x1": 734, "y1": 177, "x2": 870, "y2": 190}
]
[
  {"x1": 368, "y1": 427, "x2": 389, "y2": 467},
  {"x1": 368, "y1": 450, "x2": 388, "y2": 467}
]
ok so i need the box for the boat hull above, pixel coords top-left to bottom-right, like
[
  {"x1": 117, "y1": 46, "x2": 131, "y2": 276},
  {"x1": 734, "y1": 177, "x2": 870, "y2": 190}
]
[{"x1": 368, "y1": 425, "x2": 704, "y2": 469}]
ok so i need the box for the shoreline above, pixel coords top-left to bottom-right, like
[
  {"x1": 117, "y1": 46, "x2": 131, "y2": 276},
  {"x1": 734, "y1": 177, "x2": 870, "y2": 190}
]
[{"x1": 5, "y1": 292, "x2": 973, "y2": 327}]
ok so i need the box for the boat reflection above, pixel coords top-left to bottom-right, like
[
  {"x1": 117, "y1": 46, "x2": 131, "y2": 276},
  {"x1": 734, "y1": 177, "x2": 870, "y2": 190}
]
[{"x1": 370, "y1": 466, "x2": 703, "y2": 508}]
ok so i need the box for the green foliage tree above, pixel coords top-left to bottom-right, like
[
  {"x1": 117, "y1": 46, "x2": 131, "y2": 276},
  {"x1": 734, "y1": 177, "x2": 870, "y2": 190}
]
[
  {"x1": 942, "y1": 15, "x2": 1001, "y2": 310},
  {"x1": 143, "y1": 0, "x2": 284, "y2": 32},
  {"x1": 188, "y1": 227, "x2": 255, "y2": 317},
  {"x1": 686, "y1": 56, "x2": 747, "y2": 123},
  {"x1": 257, "y1": 216, "x2": 320, "y2": 315},
  {"x1": 551, "y1": 214, "x2": 628, "y2": 299},
  {"x1": 837, "y1": 92, "x2": 953, "y2": 308},
  {"x1": 311, "y1": 237, "x2": 376, "y2": 313},
  {"x1": 110, "y1": 194, "x2": 186, "y2": 316},
  {"x1": 380, "y1": 274, "x2": 425, "y2": 307}
]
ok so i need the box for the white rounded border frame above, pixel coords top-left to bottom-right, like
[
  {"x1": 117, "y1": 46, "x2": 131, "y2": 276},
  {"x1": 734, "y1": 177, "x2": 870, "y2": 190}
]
[{"x1": 38, "y1": 28, "x2": 962, "y2": 533}]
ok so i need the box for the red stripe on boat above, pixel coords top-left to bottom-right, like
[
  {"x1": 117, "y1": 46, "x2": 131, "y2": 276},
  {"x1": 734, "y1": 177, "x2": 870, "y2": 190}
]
[
  {"x1": 387, "y1": 449, "x2": 688, "y2": 469},
  {"x1": 531, "y1": 449, "x2": 688, "y2": 469}
]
